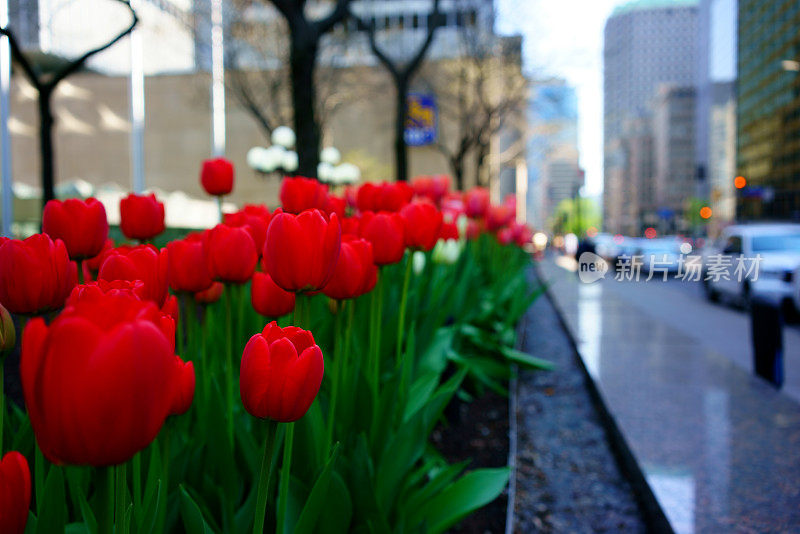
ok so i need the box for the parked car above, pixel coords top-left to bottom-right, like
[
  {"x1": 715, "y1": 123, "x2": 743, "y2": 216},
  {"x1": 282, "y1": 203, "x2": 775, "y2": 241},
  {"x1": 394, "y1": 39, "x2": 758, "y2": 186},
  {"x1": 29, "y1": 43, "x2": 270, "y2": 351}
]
[{"x1": 702, "y1": 223, "x2": 800, "y2": 309}]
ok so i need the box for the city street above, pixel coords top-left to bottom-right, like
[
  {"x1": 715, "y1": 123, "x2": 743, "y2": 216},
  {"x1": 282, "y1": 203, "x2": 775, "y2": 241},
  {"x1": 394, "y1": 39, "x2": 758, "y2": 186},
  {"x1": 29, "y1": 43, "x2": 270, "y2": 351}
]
[{"x1": 547, "y1": 256, "x2": 800, "y2": 402}]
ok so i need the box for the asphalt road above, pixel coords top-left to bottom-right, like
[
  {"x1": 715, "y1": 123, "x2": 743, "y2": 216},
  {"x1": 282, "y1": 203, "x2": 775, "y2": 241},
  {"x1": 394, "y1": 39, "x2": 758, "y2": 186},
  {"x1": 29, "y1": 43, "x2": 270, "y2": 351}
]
[{"x1": 594, "y1": 272, "x2": 800, "y2": 402}]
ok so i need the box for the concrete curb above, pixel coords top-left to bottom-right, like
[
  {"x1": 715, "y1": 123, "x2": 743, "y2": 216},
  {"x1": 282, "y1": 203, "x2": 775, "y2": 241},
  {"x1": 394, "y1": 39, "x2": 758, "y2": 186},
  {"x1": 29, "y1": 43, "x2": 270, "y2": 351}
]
[{"x1": 533, "y1": 262, "x2": 674, "y2": 534}]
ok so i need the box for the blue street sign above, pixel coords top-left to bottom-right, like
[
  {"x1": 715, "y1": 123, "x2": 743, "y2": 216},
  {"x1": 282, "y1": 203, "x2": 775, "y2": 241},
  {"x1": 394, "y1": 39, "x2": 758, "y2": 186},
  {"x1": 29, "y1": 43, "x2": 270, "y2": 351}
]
[{"x1": 404, "y1": 93, "x2": 437, "y2": 146}]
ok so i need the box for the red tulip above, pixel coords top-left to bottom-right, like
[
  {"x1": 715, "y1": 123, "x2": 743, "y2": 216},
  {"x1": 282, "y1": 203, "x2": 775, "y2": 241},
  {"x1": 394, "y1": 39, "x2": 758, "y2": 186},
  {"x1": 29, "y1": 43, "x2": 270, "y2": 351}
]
[
  {"x1": 324, "y1": 195, "x2": 346, "y2": 220},
  {"x1": 279, "y1": 176, "x2": 329, "y2": 214},
  {"x1": 21, "y1": 292, "x2": 189, "y2": 465},
  {"x1": 240, "y1": 322, "x2": 323, "y2": 422},
  {"x1": 224, "y1": 209, "x2": 270, "y2": 254},
  {"x1": 251, "y1": 272, "x2": 295, "y2": 317},
  {"x1": 0, "y1": 234, "x2": 77, "y2": 315},
  {"x1": 341, "y1": 216, "x2": 361, "y2": 237},
  {"x1": 170, "y1": 358, "x2": 195, "y2": 416},
  {"x1": 438, "y1": 221, "x2": 459, "y2": 241},
  {"x1": 201, "y1": 157, "x2": 234, "y2": 196},
  {"x1": 120, "y1": 193, "x2": 165, "y2": 241},
  {"x1": 205, "y1": 224, "x2": 258, "y2": 283},
  {"x1": 356, "y1": 182, "x2": 413, "y2": 213},
  {"x1": 323, "y1": 237, "x2": 376, "y2": 300},
  {"x1": 195, "y1": 281, "x2": 224, "y2": 304},
  {"x1": 263, "y1": 209, "x2": 341, "y2": 292},
  {"x1": 412, "y1": 174, "x2": 450, "y2": 204},
  {"x1": 0, "y1": 451, "x2": 31, "y2": 534},
  {"x1": 167, "y1": 233, "x2": 214, "y2": 293},
  {"x1": 83, "y1": 238, "x2": 114, "y2": 280},
  {"x1": 497, "y1": 227, "x2": 514, "y2": 246},
  {"x1": 358, "y1": 211, "x2": 405, "y2": 265},
  {"x1": 162, "y1": 294, "x2": 180, "y2": 323},
  {"x1": 464, "y1": 188, "x2": 490, "y2": 219},
  {"x1": 67, "y1": 279, "x2": 148, "y2": 305},
  {"x1": 486, "y1": 205, "x2": 515, "y2": 232},
  {"x1": 400, "y1": 202, "x2": 443, "y2": 252},
  {"x1": 98, "y1": 244, "x2": 168, "y2": 306},
  {"x1": 42, "y1": 198, "x2": 108, "y2": 260}
]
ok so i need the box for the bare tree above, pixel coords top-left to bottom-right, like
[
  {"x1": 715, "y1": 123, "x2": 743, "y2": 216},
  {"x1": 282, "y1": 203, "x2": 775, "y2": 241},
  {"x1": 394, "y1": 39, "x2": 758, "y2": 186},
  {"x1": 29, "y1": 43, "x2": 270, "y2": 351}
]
[
  {"x1": 263, "y1": 0, "x2": 353, "y2": 177},
  {"x1": 224, "y1": 1, "x2": 361, "y2": 144},
  {"x1": 349, "y1": 0, "x2": 444, "y2": 182},
  {"x1": 0, "y1": 0, "x2": 137, "y2": 212},
  {"x1": 426, "y1": 26, "x2": 527, "y2": 190}
]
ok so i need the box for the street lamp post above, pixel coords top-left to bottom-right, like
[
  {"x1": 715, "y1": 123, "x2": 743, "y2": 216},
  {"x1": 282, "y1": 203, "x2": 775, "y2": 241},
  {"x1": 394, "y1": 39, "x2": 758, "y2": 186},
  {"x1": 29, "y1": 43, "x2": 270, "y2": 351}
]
[{"x1": 0, "y1": 0, "x2": 12, "y2": 236}]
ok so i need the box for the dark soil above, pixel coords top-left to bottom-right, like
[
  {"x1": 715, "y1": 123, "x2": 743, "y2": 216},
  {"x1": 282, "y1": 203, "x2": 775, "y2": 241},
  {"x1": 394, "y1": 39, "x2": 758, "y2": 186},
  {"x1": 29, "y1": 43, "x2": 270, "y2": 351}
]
[
  {"x1": 431, "y1": 388, "x2": 510, "y2": 533},
  {"x1": 512, "y1": 276, "x2": 647, "y2": 533}
]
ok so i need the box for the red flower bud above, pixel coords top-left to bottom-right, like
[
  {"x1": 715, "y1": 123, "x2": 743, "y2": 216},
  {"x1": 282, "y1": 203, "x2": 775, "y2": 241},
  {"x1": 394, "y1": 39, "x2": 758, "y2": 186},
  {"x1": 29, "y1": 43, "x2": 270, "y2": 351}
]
[
  {"x1": 251, "y1": 272, "x2": 295, "y2": 317},
  {"x1": 167, "y1": 234, "x2": 214, "y2": 294},
  {"x1": 98, "y1": 244, "x2": 169, "y2": 307},
  {"x1": 239, "y1": 322, "x2": 323, "y2": 422},
  {"x1": 204, "y1": 224, "x2": 258, "y2": 283},
  {"x1": 323, "y1": 237, "x2": 376, "y2": 300},
  {"x1": 21, "y1": 292, "x2": 188, "y2": 465},
  {"x1": 439, "y1": 221, "x2": 459, "y2": 241},
  {"x1": 358, "y1": 211, "x2": 405, "y2": 265},
  {"x1": 400, "y1": 202, "x2": 443, "y2": 252},
  {"x1": 42, "y1": 198, "x2": 109, "y2": 260},
  {"x1": 279, "y1": 176, "x2": 329, "y2": 214},
  {"x1": 0, "y1": 234, "x2": 77, "y2": 314},
  {"x1": 411, "y1": 174, "x2": 450, "y2": 204},
  {"x1": 0, "y1": 451, "x2": 31, "y2": 534},
  {"x1": 263, "y1": 209, "x2": 341, "y2": 292},
  {"x1": 200, "y1": 157, "x2": 234, "y2": 196},
  {"x1": 120, "y1": 193, "x2": 165, "y2": 241}
]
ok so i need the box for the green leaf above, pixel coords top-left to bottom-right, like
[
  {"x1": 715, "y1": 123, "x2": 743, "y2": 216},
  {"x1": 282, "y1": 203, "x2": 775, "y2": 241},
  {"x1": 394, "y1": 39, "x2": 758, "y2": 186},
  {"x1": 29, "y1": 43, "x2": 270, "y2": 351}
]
[
  {"x1": 410, "y1": 468, "x2": 510, "y2": 533},
  {"x1": 37, "y1": 466, "x2": 66, "y2": 534},
  {"x1": 403, "y1": 372, "x2": 440, "y2": 421},
  {"x1": 293, "y1": 444, "x2": 340, "y2": 534},
  {"x1": 179, "y1": 485, "x2": 214, "y2": 534},
  {"x1": 417, "y1": 327, "x2": 455, "y2": 376},
  {"x1": 66, "y1": 469, "x2": 97, "y2": 534},
  {"x1": 499, "y1": 346, "x2": 554, "y2": 370},
  {"x1": 317, "y1": 472, "x2": 352, "y2": 534}
]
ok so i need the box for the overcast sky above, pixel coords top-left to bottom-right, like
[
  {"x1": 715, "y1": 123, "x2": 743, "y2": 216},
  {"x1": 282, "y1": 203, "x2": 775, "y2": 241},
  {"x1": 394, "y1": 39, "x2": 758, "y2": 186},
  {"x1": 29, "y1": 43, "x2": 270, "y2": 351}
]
[{"x1": 496, "y1": 0, "x2": 623, "y2": 197}]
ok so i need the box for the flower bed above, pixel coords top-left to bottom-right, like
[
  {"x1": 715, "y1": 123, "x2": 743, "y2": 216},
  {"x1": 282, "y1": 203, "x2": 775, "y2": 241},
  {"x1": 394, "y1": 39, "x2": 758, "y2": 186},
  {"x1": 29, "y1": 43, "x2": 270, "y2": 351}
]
[{"x1": 0, "y1": 170, "x2": 547, "y2": 533}]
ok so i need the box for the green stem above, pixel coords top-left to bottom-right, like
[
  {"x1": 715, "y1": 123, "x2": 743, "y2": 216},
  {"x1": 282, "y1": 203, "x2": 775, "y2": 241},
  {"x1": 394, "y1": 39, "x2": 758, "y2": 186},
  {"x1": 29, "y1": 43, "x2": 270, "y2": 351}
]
[
  {"x1": 395, "y1": 253, "x2": 413, "y2": 367},
  {"x1": 132, "y1": 453, "x2": 141, "y2": 511},
  {"x1": 224, "y1": 285, "x2": 234, "y2": 445},
  {"x1": 252, "y1": 422, "x2": 278, "y2": 534},
  {"x1": 370, "y1": 275, "x2": 384, "y2": 434},
  {"x1": 276, "y1": 422, "x2": 294, "y2": 534},
  {"x1": 115, "y1": 463, "x2": 128, "y2": 534},
  {"x1": 97, "y1": 466, "x2": 114, "y2": 534},
  {"x1": 325, "y1": 302, "x2": 345, "y2": 452}
]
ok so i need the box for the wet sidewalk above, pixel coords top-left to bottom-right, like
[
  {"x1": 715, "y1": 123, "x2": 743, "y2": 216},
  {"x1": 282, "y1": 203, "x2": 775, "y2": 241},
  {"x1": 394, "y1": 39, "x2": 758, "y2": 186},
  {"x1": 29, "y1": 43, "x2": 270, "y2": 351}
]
[{"x1": 538, "y1": 258, "x2": 800, "y2": 533}]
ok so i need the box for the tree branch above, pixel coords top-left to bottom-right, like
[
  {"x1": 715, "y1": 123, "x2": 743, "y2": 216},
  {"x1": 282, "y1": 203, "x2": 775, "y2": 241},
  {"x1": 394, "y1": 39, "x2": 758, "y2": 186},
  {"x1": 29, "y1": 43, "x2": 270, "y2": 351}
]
[
  {"x1": 314, "y1": 0, "x2": 352, "y2": 36},
  {"x1": 0, "y1": 26, "x2": 39, "y2": 87},
  {"x1": 49, "y1": 0, "x2": 138, "y2": 87}
]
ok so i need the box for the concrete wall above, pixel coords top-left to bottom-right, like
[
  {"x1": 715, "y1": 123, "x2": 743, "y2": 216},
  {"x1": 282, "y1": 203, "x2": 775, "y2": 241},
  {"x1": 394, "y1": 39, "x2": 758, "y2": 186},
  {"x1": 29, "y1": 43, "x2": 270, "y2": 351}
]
[{"x1": 5, "y1": 66, "x2": 484, "y2": 209}]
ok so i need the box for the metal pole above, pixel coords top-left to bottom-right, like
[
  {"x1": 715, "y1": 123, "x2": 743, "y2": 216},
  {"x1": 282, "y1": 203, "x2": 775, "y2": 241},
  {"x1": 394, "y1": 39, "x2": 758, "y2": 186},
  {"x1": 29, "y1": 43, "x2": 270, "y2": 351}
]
[
  {"x1": 0, "y1": 0, "x2": 13, "y2": 236},
  {"x1": 210, "y1": 0, "x2": 225, "y2": 156},
  {"x1": 129, "y1": 0, "x2": 145, "y2": 193}
]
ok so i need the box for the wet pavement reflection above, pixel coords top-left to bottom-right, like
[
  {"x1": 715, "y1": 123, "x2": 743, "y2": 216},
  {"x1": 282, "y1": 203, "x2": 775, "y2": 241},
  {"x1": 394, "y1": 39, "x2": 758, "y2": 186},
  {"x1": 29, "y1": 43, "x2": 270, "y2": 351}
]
[{"x1": 539, "y1": 258, "x2": 800, "y2": 533}]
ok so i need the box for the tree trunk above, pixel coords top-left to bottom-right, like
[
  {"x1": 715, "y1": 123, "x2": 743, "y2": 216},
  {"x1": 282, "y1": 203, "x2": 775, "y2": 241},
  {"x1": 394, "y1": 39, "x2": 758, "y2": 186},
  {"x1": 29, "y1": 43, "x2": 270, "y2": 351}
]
[
  {"x1": 451, "y1": 156, "x2": 465, "y2": 191},
  {"x1": 289, "y1": 35, "x2": 321, "y2": 178},
  {"x1": 38, "y1": 87, "x2": 55, "y2": 209},
  {"x1": 475, "y1": 140, "x2": 489, "y2": 188},
  {"x1": 394, "y1": 77, "x2": 409, "y2": 182}
]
